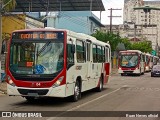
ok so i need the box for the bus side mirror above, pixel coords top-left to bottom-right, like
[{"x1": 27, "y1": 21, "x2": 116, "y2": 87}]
[{"x1": 71, "y1": 44, "x2": 75, "y2": 53}]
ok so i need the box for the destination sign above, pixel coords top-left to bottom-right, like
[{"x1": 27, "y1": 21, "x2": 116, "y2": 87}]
[
  {"x1": 12, "y1": 31, "x2": 64, "y2": 40},
  {"x1": 20, "y1": 33, "x2": 57, "y2": 39}
]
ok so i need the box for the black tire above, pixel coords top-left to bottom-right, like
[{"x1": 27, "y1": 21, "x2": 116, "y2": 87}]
[
  {"x1": 71, "y1": 80, "x2": 81, "y2": 102},
  {"x1": 138, "y1": 69, "x2": 141, "y2": 76},
  {"x1": 121, "y1": 73, "x2": 124, "y2": 76},
  {"x1": 96, "y1": 76, "x2": 103, "y2": 92},
  {"x1": 25, "y1": 97, "x2": 36, "y2": 102}
]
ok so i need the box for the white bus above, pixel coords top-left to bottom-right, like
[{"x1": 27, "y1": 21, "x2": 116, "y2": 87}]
[
  {"x1": 118, "y1": 50, "x2": 145, "y2": 76},
  {"x1": 6, "y1": 28, "x2": 111, "y2": 102},
  {"x1": 145, "y1": 53, "x2": 152, "y2": 72}
]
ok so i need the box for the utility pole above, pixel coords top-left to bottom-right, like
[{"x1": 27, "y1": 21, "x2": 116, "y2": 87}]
[
  {"x1": 134, "y1": 23, "x2": 136, "y2": 42},
  {"x1": 108, "y1": 8, "x2": 122, "y2": 33},
  {"x1": 0, "y1": 0, "x2": 2, "y2": 81},
  {"x1": 0, "y1": 0, "x2": 2, "y2": 60}
]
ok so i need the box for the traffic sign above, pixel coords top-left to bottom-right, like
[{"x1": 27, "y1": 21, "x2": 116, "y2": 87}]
[{"x1": 151, "y1": 50, "x2": 156, "y2": 56}]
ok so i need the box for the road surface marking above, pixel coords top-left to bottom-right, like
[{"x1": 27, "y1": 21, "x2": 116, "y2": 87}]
[{"x1": 47, "y1": 86, "x2": 124, "y2": 120}]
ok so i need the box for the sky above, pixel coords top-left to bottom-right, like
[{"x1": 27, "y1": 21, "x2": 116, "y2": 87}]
[
  {"x1": 93, "y1": 0, "x2": 159, "y2": 25},
  {"x1": 92, "y1": 0, "x2": 124, "y2": 25}
]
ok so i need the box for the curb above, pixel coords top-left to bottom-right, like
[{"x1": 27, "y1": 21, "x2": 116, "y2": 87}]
[{"x1": 0, "y1": 90, "x2": 6, "y2": 95}]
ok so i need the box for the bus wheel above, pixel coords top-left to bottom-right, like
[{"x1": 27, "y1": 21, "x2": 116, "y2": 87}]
[
  {"x1": 71, "y1": 80, "x2": 81, "y2": 102},
  {"x1": 138, "y1": 69, "x2": 141, "y2": 76},
  {"x1": 25, "y1": 97, "x2": 35, "y2": 102},
  {"x1": 96, "y1": 76, "x2": 103, "y2": 92}
]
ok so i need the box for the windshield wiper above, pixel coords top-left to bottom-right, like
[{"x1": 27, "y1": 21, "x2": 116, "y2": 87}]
[{"x1": 37, "y1": 41, "x2": 51, "y2": 56}]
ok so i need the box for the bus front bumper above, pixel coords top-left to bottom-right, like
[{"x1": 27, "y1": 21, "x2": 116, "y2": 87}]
[
  {"x1": 7, "y1": 83, "x2": 67, "y2": 98},
  {"x1": 118, "y1": 68, "x2": 140, "y2": 74}
]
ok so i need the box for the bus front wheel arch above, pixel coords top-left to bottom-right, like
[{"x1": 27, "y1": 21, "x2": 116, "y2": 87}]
[
  {"x1": 96, "y1": 74, "x2": 104, "y2": 92},
  {"x1": 71, "y1": 78, "x2": 82, "y2": 102}
]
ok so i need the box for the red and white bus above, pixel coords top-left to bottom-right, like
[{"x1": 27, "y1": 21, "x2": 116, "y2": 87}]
[
  {"x1": 6, "y1": 28, "x2": 111, "y2": 102},
  {"x1": 118, "y1": 50, "x2": 145, "y2": 76}
]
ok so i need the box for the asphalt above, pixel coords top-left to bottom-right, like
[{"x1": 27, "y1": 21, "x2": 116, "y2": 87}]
[{"x1": 0, "y1": 68, "x2": 118, "y2": 95}]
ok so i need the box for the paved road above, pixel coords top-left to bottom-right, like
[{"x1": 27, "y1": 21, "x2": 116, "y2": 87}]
[{"x1": 0, "y1": 72, "x2": 160, "y2": 120}]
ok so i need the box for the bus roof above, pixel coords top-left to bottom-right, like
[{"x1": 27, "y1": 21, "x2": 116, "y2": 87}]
[
  {"x1": 145, "y1": 53, "x2": 152, "y2": 56},
  {"x1": 12, "y1": 27, "x2": 110, "y2": 48},
  {"x1": 119, "y1": 50, "x2": 142, "y2": 54}
]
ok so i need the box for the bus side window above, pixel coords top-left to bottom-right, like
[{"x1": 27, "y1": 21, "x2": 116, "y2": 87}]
[
  {"x1": 67, "y1": 44, "x2": 74, "y2": 66},
  {"x1": 76, "y1": 40, "x2": 85, "y2": 63},
  {"x1": 105, "y1": 47, "x2": 109, "y2": 62}
]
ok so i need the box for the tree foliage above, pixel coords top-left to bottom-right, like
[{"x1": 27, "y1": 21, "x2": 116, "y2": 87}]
[
  {"x1": 92, "y1": 31, "x2": 122, "y2": 51},
  {"x1": 92, "y1": 30, "x2": 153, "y2": 53},
  {"x1": 121, "y1": 38, "x2": 132, "y2": 50},
  {"x1": 131, "y1": 41, "x2": 152, "y2": 53}
]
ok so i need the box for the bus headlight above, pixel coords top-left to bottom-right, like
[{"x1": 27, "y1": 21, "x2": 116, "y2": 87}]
[
  {"x1": 52, "y1": 76, "x2": 64, "y2": 88},
  {"x1": 8, "y1": 76, "x2": 15, "y2": 87}
]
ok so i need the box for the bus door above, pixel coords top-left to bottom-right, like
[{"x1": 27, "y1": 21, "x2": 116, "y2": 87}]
[
  {"x1": 104, "y1": 46, "x2": 110, "y2": 84},
  {"x1": 140, "y1": 54, "x2": 145, "y2": 73},
  {"x1": 86, "y1": 41, "x2": 92, "y2": 78}
]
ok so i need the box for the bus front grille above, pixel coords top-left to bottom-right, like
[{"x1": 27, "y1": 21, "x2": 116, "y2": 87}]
[
  {"x1": 123, "y1": 71, "x2": 133, "y2": 73},
  {"x1": 17, "y1": 89, "x2": 49, "y2": 95}
]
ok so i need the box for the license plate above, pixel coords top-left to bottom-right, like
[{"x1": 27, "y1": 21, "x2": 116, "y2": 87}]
[{"x1": 28, "y1": 93, "x2": 38, "y2": 96}]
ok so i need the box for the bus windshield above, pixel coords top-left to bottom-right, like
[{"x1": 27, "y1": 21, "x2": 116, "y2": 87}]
[
  {"x1": 9, "y1": 40, "x2": 64, "y2": 75},
  {"x1": 120, "y1": 54, "x2": 138, "y2": 67}
]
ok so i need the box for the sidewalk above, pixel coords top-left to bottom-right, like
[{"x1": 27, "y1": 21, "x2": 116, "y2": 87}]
[
  {"x1": 111, "y1": 68, "x2": 118, "y2": 75},
  {"x1": 0, "y1": 81, "x2": 7, "y2": 95}
]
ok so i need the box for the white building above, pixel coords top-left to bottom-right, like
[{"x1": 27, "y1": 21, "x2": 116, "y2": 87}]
[{"x1": 123, "y1": 0, "x2": 160, "y2": 50}]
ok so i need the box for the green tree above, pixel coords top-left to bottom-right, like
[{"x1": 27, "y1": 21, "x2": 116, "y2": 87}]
[
  {"x1": 131, "y1": 41, "x2": 152, "y2": 53},
  {"x1": 92, "y1": 31, "x2": 122, "y2": 51},
  {"x1": 121, "y1": 38, "x2": 132, "y2": 50}
]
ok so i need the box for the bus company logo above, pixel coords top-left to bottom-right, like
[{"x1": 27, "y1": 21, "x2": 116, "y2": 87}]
[{"x1": 76, "y1": 66, "x2": 82, "y2": 70}]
